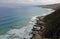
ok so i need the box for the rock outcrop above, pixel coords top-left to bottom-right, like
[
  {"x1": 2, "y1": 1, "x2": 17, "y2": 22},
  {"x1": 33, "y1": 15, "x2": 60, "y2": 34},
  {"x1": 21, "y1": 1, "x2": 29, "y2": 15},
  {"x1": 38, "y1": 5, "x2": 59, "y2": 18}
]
[{"x1": 30, "y1": 9, "x2": 60, "y2": 39}]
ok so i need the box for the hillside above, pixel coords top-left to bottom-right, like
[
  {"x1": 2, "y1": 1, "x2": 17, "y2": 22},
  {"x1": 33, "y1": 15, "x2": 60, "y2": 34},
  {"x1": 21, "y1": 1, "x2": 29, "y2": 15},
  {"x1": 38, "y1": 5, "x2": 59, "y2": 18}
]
[
  {"x1": 43, "y1": 9, "x2": 60, "y2": 38},
  {"x1": 36, "y1": 3, "x2": 60, "y2": 10},
  {"x1": 30, "y1": 9, "x2": 60, "y2": 39}
]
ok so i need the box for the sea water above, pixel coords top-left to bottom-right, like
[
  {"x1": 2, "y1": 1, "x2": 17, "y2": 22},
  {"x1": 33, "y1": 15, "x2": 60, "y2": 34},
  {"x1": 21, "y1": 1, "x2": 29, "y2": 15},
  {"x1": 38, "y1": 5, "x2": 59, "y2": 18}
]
[{"x1": 0, "y1": 6, "x2": 53, "y2": 39}]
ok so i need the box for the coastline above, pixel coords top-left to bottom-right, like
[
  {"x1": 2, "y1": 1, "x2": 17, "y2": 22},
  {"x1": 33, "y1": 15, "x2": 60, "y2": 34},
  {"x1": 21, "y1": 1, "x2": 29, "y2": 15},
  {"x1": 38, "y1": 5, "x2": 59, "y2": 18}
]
[
  {"x1": 29, "y1": 9, "x2": 55, "y2": 39},
  {"x1": 29, "y1": 16, "x2": 45, "y2": 39},
  {"x1": 30, "y1": 8, "x2": 60, "y2": 39}
]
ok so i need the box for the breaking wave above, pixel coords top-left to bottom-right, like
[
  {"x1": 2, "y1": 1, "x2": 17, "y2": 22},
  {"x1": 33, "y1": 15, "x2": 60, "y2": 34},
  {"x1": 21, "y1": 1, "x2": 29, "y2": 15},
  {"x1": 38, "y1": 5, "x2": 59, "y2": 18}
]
[{"x1": 0, "y1": 16, "x2": 38, "y2": 39}]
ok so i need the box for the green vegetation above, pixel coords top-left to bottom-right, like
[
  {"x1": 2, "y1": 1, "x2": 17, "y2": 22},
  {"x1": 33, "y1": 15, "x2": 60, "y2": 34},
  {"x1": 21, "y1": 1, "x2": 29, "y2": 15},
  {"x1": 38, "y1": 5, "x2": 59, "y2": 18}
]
[{"x1": 43, "y1": 9, "x2": 60, "y2": 38}]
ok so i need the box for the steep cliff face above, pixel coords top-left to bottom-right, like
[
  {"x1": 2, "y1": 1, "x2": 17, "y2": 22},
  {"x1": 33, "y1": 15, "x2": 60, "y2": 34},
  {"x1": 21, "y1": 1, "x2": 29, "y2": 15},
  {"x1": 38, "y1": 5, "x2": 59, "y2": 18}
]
[
  {"x1": 43, "y1": 9, "x2": 60, "y2": 38},
  {"x1": 31, "y1": 9, "x2": 60, "y2": 39}
]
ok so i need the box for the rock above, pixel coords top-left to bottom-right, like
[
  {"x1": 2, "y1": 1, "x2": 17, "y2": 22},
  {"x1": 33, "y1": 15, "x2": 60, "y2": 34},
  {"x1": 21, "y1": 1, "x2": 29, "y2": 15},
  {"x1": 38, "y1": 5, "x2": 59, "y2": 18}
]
[
  {"x1": 30, "y1": 9, "x2": 60, "y2": 39},
  {"x1": 24, "y1": 38, "x2": 26, "y2": 39}
]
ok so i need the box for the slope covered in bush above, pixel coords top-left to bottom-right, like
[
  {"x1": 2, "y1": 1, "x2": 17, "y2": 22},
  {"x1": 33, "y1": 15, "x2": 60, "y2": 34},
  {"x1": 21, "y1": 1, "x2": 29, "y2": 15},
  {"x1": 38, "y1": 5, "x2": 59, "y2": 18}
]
[{"x1": 43, "y1": 9, "x2": 60, "y2": 38}]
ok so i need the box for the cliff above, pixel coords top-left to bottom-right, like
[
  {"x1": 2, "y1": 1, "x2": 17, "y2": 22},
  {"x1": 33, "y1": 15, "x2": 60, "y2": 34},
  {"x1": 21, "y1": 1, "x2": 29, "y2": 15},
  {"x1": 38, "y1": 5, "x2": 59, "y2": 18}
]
[{"x1": 30, "y1": 9, "x2": 60, "y2": 39}]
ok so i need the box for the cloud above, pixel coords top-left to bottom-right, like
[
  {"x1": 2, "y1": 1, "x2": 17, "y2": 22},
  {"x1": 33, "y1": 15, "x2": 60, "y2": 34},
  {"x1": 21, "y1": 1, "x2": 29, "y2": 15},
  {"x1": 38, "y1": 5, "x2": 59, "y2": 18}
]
[
  {"x1": 0, "y1": 0, "x2": 60, "y2": 5},
  {"x1": 39, "y1": 0, "x2": 60, "y2": 5},
  {"x1": 30, "y1": 0, "x2": 60, "y2": 5},
  {"x1": 0, "y1": 0, "x2": 31, "y2": 4}
]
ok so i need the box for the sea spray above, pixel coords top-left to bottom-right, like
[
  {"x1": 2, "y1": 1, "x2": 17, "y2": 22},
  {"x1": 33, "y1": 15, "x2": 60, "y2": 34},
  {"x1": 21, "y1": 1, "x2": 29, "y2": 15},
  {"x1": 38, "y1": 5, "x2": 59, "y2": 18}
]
[
  {"x1": 0, "y1": 9, "x2": 54, "y2": 39},
  {"x1": 0, "y1": 16, "x2": 38, "y2": 39},
  {"x1": 7, "y1": 16, "x2": 38, "y2": 39}
]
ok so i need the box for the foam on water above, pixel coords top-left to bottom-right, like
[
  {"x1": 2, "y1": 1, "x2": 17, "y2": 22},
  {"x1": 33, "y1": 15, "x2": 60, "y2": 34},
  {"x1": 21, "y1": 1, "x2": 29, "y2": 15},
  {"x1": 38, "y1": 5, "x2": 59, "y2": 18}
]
[
  {"x1": 0, "y1": 16, "x2": 38, "y2": 39},
  {"x1": 0, "y1": 9, "x2": 54, "y2": 39},
  {"x1": 0, "y1": 10, "x2": 54, "y2": 39}
]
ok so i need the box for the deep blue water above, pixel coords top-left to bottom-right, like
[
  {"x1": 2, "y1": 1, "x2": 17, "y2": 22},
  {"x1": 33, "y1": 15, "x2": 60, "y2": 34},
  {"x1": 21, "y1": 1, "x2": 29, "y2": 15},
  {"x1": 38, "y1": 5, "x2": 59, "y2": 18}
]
[{"x1": 0, "y1": 6, "x2": 51, "y2": 35}]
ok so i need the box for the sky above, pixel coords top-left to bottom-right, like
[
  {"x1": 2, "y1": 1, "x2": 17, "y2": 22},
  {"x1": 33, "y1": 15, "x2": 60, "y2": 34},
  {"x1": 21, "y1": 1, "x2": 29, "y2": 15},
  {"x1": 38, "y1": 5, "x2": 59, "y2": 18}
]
[{"x1": 0, "y1": 0, "x2": 60, "y2": 5}]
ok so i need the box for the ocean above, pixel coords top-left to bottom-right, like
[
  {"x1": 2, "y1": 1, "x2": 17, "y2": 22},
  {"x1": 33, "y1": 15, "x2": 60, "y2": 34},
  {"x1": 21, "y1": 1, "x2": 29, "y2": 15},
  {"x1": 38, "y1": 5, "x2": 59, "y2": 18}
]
[{"x1": 0, "y1": 6, "x2": 53, "y2": 39}]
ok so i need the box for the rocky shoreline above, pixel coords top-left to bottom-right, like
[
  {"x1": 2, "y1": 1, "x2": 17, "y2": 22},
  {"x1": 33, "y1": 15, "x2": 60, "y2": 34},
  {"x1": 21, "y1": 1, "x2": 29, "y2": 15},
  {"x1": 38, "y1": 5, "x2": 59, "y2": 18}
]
[
  {"x1": 30, "y1": 9, "x2": 60, "y2": 39},
  {"x1": 30, "y1": 16, "x2": 46, "y2": 39},
  {"x1": 23, "y1": 9, "x2": 60, "y2": 39}
]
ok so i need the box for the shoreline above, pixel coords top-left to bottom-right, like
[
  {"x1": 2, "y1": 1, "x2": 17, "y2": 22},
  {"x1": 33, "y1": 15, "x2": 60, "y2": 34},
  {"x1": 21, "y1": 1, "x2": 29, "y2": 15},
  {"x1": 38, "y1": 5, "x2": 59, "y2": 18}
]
[
  {"x1": 30, "y1": 9, "x2": 60, "y2": 39},
  {"x1": 29, "y1": 16, "x2": 45, "y2": 39}
]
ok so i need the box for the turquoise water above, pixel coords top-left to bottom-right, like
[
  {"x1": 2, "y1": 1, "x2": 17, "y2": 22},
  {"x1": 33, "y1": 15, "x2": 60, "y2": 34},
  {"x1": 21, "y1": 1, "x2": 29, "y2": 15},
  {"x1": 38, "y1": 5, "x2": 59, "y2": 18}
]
[{"x1": 0, "y1": 6, "x2": 51, "y2": 35}]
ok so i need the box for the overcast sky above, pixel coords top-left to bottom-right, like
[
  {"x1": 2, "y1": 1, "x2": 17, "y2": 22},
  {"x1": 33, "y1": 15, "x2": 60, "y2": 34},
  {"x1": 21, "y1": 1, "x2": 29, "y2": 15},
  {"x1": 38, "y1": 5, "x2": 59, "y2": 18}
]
[{"x1": 0, "y1": 0, "x2": 60, "y2": 5}]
